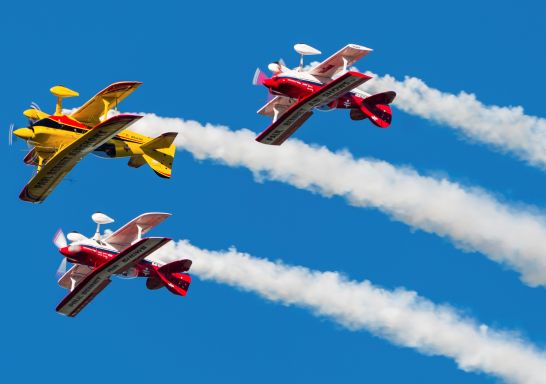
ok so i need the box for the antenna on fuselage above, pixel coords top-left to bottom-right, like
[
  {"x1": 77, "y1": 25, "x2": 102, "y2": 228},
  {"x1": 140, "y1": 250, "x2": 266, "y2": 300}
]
[
  {"x1": 294, "y1": 43, "x2": 321, "y2": 72},
  {"x1": 91, "y1": 212, "x2": 115, "y2": 241},
  {"x1": 50, "y1": 86, "x2": 79, "y2": 116}
]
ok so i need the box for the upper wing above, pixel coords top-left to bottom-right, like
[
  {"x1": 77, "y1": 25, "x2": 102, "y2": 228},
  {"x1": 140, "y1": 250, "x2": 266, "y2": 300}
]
[
  {"x1": 71, "y1": 81, "x2": 142, "y2": 127},
  {"x1": 19, "y1": 114, "x2": 142, "y2": 203},
  {"x1": 103, "y1": 212, "x2": 172, "y2": 251},
  {"x1": 56, "y1": 237, "x2": 171, "y2": 317},
  {"x1": 256, "y1": 71, "x2": 371, "y2": 145},
  {"x1": 309, "y1": 44, "x2": 372, "y2": 78}
]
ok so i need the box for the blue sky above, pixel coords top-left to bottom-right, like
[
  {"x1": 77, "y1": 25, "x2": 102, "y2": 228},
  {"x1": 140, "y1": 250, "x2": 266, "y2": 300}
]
[{"x1": 2, "y1": 1, "x2": 546, "y2": 382}]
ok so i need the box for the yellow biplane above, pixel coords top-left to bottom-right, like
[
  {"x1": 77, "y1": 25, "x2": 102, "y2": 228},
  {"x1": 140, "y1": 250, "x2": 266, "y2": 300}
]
[{"x1": 12, "y1": 81, "x2": 177, "y2": 203}]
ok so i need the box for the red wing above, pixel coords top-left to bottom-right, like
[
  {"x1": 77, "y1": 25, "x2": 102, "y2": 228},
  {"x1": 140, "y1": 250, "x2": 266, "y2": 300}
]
[
  {"x1": 56, "y1": 237, "x2": 171, "y2": 317},
  {"x1": 256, "y1": 71, "x2": 371, "y2": 145}
]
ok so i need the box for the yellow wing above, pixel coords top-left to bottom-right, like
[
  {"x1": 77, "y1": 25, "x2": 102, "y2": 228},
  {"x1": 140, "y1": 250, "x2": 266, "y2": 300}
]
[
  {"x1": 70, "y1": 81, "x2": 142, "y2": 127},
  {"x1": 19, "y1": 114, "x2": 142, "y2": 203}
]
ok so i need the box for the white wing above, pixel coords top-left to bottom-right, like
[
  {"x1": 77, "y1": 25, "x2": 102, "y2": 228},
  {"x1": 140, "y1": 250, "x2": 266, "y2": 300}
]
[
  {"x1": 257, "y1": 96, "x2": 297, "y2": 122},
  {"x1": 309, "y1": 44, "x2": 372, "y2": 78},
  {"x1": 103, "y1": 212, "x2": 171, "y2": 251}
]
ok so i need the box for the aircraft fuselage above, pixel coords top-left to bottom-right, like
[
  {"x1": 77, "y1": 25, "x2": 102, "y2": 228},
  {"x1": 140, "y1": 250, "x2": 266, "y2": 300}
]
[
  {"x1": 15, "y1": 114, "x2": 151, "y2": 159},
  {"x1": 263, "y1": 71, "x2": 368, "y2": 111}
]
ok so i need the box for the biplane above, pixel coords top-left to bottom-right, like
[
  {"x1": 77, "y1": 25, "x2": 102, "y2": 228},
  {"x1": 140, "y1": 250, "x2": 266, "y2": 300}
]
[
  {"x1": 53, "y1": 212, "x2": 191, "y2": 317},
  {"x1": 11, "y1": 82, "x2": 177, "y2": 203},
  {"x1": 252, "y1": 43, "x2": 397, "y2": 145}
]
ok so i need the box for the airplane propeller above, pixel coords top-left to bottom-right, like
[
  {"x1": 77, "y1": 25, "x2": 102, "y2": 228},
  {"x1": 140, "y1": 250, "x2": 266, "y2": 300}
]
[
  {"x1": 53, "y1": 228, "x2": 68, "y2": 249},
  {"x1": 53, "y1": 229, "x2": 69, "y2": 279},
  {"x1": 253, "y1": 69, "x2": 275, "y2": 102},
  {"x1": 30, "y1": 101, "x2": 41, "y2": 111},
  {"x1": 56, "y1": 258, "x2": 68, "y2": 280},
  {"x1": 252, "y1": 68, "x2": 268, "y2": 86},
  {"x1": 52, "y1": 214, "x2": 114, "y2": 279},
  {"x1": 8, "y1": 123, "x2": 14, "y2": 146}
]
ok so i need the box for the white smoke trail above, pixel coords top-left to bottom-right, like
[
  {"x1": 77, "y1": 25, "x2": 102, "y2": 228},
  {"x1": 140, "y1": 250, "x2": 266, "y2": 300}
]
[
  {"x1": 133, "y1": 114, "x2": 546, "y2": 287},
  {"x1": 364, "y1": 71, "x2": 546, "y2": 169},
  {"x1": 151, "y1": 240, "x2": 546, "y2": 384}
]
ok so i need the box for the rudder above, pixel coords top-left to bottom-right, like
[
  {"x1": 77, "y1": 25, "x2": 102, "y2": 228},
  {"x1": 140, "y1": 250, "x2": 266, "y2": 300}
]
[
  {"x1": 359, "y1": 91, "x2": 396, "y2": 128},
  {"x1": 140, "y1": 132, "x2": 178, "y2": 178},
  {"x1": 156, "y1": 259, "x2": 192, "y2": 296}
]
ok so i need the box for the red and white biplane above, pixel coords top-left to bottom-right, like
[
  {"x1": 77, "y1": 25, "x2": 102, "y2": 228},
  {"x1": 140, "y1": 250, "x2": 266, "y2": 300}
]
[
  {"x1": 253, "y1": 43, "x2": 396, "y2": 145},
  {"x1": 53, "y1": 212, "x2": 191, "y2": 317}
]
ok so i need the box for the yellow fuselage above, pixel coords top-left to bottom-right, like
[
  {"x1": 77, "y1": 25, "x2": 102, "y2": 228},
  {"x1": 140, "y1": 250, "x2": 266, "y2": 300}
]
[{"x1": 18, "y1": 114, "x2": 151, "y2": 159}]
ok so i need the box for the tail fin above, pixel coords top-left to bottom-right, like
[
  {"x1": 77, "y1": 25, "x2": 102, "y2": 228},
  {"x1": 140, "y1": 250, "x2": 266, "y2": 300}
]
[
  {"x1": 140, "y1": 132, "x2": 178, "y2": 178},
  {"x1": 358, "y1": 91, "x2": 396, "y2": 128},
  {"x1": 151, "y1": 259, "x2": 192, "y2": 296}
]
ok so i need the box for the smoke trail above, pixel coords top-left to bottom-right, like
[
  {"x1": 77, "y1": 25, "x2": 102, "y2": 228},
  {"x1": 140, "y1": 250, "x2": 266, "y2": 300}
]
[
  {"x1": 365, "y1": 71, "x2": 546, "y2": 169},
  {"x1": 150, "y1": 240, "x2": 546, "y2": 384},
  {"x1": 133, "y1": 114, "x2": 546, "y2": 287}
]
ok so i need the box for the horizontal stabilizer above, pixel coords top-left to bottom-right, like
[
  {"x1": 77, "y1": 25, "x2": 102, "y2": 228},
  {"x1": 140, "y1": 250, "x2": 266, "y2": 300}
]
[
  {"x1": 156, "y1": 272, "x2": 191, "y2": 296},
  {"x1": 155, "y1": 259, "x2": 192, "y2": 296},
  {"x1": 363, "y1": 91, "x2": 396, "y2": 106},
  {"x1": 360, "y1": 91, "x2": 396, "y2": 128},
  {"x1": 158, "y1": 259, "x2": 192, "y2": 274},
  {"x1": 140, "y1": 133, "x2": 177, "y2": 178},
  {"x1": 140, "y1": 132, "x2": 177, "y2": 150}
]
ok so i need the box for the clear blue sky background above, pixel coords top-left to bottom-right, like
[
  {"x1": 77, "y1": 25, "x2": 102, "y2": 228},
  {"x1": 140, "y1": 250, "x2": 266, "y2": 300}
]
[{"x1": 1, "y1": 1, "x2": 545, "y2": 382}]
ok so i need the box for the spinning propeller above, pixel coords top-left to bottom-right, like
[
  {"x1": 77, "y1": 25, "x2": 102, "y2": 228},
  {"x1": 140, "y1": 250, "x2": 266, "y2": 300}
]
[
  {"x1": 252, "y1": 68, "x2": 269, "y2": 86},
  {"x1": 53, "y1": 230, "x2": 86, "y2": 278},
  {"x1": 9, "y1": 102, "x2": 43, "y2": 146},
  {"x1": 252, "y1": 59, "x2": 287, "y2": 87},
  {"x1": 8, "y1": 124, "x2": 14, "y2": 146},
  {"x1": 53, "y1": 229, "x2": 69, "y2": 278}
]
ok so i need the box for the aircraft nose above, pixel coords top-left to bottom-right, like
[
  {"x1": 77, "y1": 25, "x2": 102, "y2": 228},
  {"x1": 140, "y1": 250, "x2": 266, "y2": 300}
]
[
  {"x1": 262, "y1": 78, "x2": 276, "y2": 89},
  {"x1": 60, "y1": 245, "x2": 81, "y2": 255},
  {"x1": 13, "y1": 128, "x2": 34, "y2": 140},
  {"x1": 59, "y1": 246, "x2": 72, "y2": 257}
]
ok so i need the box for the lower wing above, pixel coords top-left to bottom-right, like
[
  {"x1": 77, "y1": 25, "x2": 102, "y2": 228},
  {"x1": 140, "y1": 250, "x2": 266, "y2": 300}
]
[
  {"x1": 256, "y1": 71, "x2": 371, "y2": 145},
  {"x1": 19, "y1": 114, "x2": 142, "y2": 203},
  {"x1": 56, "y1": 237, "x2": 171, "y2": 317}
]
